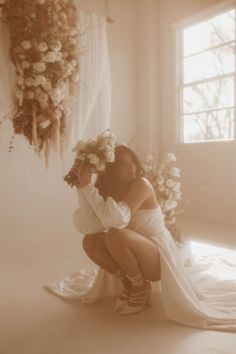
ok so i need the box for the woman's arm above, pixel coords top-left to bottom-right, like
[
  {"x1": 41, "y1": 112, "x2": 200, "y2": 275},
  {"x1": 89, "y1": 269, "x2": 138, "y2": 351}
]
[
  {"x1": 73, "y1": 189, "x2": 108, "y2": 235},
  {"x1": 79, "y1": 174, "x2": 152, "y2": 230},
  {"x1": 76, "y1": 162, "x2": 152, "y2": 229},
  {"x1": 79, "y1": 183, "x2": 131, "y2": 229}
]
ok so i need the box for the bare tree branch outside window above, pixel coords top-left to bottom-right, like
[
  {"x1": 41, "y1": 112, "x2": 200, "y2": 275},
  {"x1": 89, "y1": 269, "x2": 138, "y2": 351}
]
[{"x1": 180, "y1": 9, "x2": 235, "y2": 143}]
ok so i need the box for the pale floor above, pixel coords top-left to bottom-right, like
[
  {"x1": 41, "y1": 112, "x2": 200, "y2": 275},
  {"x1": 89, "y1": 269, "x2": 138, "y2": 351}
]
[{"x1": 1, "y1": 220, "x2": 236, "y2": 354}]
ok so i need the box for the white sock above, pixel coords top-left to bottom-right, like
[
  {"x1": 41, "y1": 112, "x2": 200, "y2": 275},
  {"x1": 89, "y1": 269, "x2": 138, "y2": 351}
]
[{"x1": 127, "y1": 273, "x2": 145, "y2": 287}]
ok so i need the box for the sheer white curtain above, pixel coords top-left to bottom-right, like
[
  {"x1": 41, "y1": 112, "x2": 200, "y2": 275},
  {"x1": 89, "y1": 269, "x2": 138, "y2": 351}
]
[
  {"x1": 65, "y1": 7, "x2": 112, "y2": 151},
  {"x1": 0, "y1": 7, "x2": 111, "y2": 151}
]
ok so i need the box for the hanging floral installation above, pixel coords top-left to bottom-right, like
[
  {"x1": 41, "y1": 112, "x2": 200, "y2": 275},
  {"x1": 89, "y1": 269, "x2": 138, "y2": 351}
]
[
  {"x1": 141, "y1": 152, "x2": 184, "y2": 245},
  {"x1": 0, "y1": 0, "x2": 82, "y2": 166}
]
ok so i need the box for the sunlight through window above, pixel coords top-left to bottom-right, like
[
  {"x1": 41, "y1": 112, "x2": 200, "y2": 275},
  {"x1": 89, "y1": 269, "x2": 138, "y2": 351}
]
[
  {"x1": 179, "y1": 9, "x2": 236, "y2": 143},
  {"x1": 189, "y1": 240, "x2": 236, "y2": 280}
]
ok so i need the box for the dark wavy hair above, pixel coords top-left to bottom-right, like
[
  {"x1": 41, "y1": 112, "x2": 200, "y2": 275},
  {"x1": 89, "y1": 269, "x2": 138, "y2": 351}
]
[{"x1": 95, "y1": 144, "x2": 145, "y2": 201}]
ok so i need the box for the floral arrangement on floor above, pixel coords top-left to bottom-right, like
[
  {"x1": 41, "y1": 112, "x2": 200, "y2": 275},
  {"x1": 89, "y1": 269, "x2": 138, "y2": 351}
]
[
  {"x1": 141, "y1": 151, "x2": 184, "y2": 244},
  {"x1": 0, "y1": 0, "x2": 81, "y2": 165},
  {"x1": 64, "y1": 129, "x2": 116, "y2": 188}
]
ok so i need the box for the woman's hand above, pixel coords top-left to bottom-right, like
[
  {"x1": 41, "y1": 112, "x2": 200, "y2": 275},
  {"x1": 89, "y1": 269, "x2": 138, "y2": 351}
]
[{"x1": 77, "y1": 162, "x2": 92, "y2": 188}]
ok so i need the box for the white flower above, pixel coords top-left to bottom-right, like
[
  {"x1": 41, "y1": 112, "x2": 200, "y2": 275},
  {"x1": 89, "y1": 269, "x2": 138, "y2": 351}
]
[
  {"x1": 166, "y1": 179, "x2": 174, "y2": 188},
  {"x1": 21, "y1": 61, "x2": 30, "y2": 69},
  {"x1": 25, "y1": 77, "x2": 34, "y2": 87},
  {"x1": 55, "y1": 109, "x2": 62, "y2": 119},
  {"x1": 70, "y1": 59, "x2": 77, "y2": 67},
  {"x1": 38, "y1": 42, "x2": 48, "y2": 52},
  {"x1": 96, "y1": 163, "x2": 106, "y2": 171},
  {"x1": 171, "y1": 167, "x2": 180, "y2": 178},
  {"x1": 64, "y1": 63, "x2": 74, "y2": 76},
  {"x1": 99, "y1": 135, "x2": 116, "y2": 150},
  {"x1": 87, "y1": 153, "x2": 100, "y2": 166},
  {"x1": 33, "y1": 75, "x2": 46, "y2": 87},
  {"x1": 60, "y1": 13, "x2": 67, "y2": 22},
  {"x1": 172, "y1": 181, "x2": 181, "y2": 192},
  {"x1": 49, "y1": 87, "x2": 63, "y2": 105},
  {"x1": 21, "y1": 40, "x2": 31, "y2": 50},
  {"x1": 166, "y1": 153, "x2": 176, "y2": 163},
  {"x1": 41, "y1": 79, "x2": 52, "y2": 91},
  {"x1": 33, "y1": 62, "x2": 46, "y2": 73},
  {"x1": 157, "y1": 185, "x2": 165, "y2": 192},
  {"x1": 49, "y1": 40, "x2": 62, "y2": 52},
  {"x1": 55, "y1": 52, "x2": 62, "y2": 61},
  {"x1": 157, "y1": 177, "x2": 165, "y2": 185},
  {"x1": 40, "y1": 119, "x2": 51, "y2": 129},
  {"x1": 37, "y1": 92, "x2": 49, "y2": 103},
  {"x1": 110, "y1": 137, "x2": 116, "y2": 147},
  {"x1": 164, "y1": 200, "x2": 178, "y2": 211},
  {"x1": 43, "y1": 51, "x2": 57, "y2": 63},
  {"x1": 104, "y1": 150, "x2": 115, "y2": 163},
  {"x1": 175, "y1": 192, "x2": 182, "y2": 200}
]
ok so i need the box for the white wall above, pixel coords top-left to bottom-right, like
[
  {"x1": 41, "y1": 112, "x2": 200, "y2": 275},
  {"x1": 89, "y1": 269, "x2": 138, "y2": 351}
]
[
  {"x1": 1, "y1": 0, "x2": 234, "y2": 268},
  {"x1": 0, "y1": 0, "x2": 142, "y2": 269},
  {"x1": 159, "y1": 0, "x2": 236, "y2": 229}
]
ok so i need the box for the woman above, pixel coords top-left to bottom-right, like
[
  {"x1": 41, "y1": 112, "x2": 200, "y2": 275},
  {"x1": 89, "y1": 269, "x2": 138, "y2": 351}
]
[
  {"x1": 45, "y1": 144, "x2": 236, "y2": 330},
  {"x1": 75, "y1": 144, "x2": 161, "y2": 314}
]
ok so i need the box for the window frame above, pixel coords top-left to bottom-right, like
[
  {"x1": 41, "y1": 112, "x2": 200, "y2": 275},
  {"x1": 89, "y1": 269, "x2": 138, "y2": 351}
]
[{"x1": 174, "y1": 0, "x2": 236, "y2": 146}]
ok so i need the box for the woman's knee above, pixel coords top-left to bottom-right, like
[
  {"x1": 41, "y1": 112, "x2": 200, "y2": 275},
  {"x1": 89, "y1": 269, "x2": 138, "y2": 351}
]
[
  {"x1": 82, "y1": 234, "x2": 94, "y2": 253},
  {"x1": 82, "y1": 232, "x2": 107, "y2": 254},
  {"x1": 105, "y1": 228, "x2": 127, "y2": 250}
]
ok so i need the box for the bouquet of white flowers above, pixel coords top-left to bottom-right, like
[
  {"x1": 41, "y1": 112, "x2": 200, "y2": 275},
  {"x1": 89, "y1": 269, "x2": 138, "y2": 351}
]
[
  {"x1": 142, "y1": 152, "x2": 183, "y2": 244},
  {"x1": 64, "y1": 129, "x2": 116, "y2": 187}
]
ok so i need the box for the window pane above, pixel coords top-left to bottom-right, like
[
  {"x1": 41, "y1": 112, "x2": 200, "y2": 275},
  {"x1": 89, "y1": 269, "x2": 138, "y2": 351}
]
[
  {"x1": 184, "y1": 43, "x2": 235, "y2": 84},
  {"x1": 183, "y1": 77, "x2": 234, "y2": 114},
  {"x1": 183, "y1": 108, "x2": 234, "y2": 142},
  {"x1": 184, "y1": 9, "x2": 235, "y2": 57}
]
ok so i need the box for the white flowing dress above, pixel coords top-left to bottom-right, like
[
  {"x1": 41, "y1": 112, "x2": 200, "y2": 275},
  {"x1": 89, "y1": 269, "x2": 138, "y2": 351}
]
[{"x1": 44, "y1": 183, "x2": 236, "y2": 332}]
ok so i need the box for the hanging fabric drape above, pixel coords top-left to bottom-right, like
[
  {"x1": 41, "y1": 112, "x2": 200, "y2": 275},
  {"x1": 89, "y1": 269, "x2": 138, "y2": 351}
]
[{"x1": 64, "y1": 7, "x2": 112, "y2": 152}]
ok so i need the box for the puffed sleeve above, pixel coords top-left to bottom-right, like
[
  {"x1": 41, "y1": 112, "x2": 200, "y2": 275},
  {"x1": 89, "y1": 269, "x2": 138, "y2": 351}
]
[
  {"x1": 73, "y1": 189, "x2": 108, "y2": 235},
  {"x1": 79, "y1": 182, "x2": 131, "y2": 229}
]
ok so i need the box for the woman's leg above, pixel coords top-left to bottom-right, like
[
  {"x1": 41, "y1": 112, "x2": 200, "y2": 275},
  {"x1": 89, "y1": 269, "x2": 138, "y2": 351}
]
[
  {"x1": 83, "y1": 232, "x2": 134, "y2": 311},
  {"x1": 105, "y1": 228, "x2": 161, "y2": 282},
  {"x1": 82, "y1": 232, "x2": 121, "y2": 274}
]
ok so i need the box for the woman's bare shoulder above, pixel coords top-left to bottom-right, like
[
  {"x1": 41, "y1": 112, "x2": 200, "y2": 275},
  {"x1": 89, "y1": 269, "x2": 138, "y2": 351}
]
[{"x1": 131, "y1": 176, "x2": 153, "y2": 192}]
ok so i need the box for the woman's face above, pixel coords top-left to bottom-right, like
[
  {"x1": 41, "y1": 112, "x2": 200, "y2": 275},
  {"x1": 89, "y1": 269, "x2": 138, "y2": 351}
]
[{"x1": 115, "y1": 151, "x2": 137, "y2": 183}]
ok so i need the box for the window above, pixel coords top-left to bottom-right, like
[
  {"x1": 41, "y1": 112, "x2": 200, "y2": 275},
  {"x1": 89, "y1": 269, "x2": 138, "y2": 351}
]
[{"x1": 178, "y1": 7, "x2": 236, "y2": 143}]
